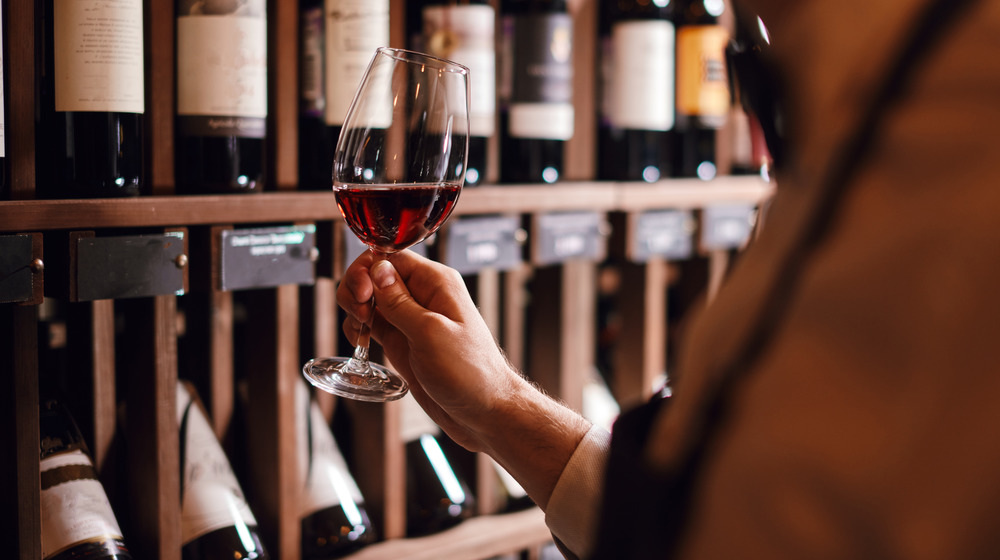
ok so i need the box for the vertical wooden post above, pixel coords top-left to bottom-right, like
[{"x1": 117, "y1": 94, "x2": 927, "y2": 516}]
[
  {"x1": 503, "y1": 265, "x2": 532, "y2": 372},
  {"x1": 268, "y1": 0, "x2": 299, "y2": 189},
  {"x1": 527, "y1": 261, "x2": 595, "y2": 412},
  {"x1": 474, "y1": 269, "x2": 502, "y2": 515},
  {"x1": 5, "y1": 0, "x2": 35, "y2": 198},
  {"x1": 146, "y1": 0, "x2": 175, "y2": 193},
  {"x1": 244, "y1": 285, "x2": 302, "y2": 560},
  {"x1": 344, "y1": 399, "x2": 406, "y2": 540},
  {"x1": 122, "y1": 296, "x2": 182, "y2": 560},
  {"x1": 614, "y1": 259, "x2": 669, "y2": 408},
  {"x1": 1, "y1": 304, "x2": 41, "y2": 560}
]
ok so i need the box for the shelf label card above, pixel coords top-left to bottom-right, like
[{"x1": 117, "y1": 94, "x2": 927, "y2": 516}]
[
  {"x1": 0, "y1": 235, "x2": 35, "y2": 304},
  {"x1": 632, "y1": 210, "x2": 695, "y2": 262},
  {"x1": 701, "y1": 204, "x2": 757, "y2": 250},
  {"x1": 444, "y1": 216, "x2": 523, "y2": 275},
  {"x1": 221, "y1": 225, "x2": 316, "y2": 291},
  {"x1": 76, "y1": 232, "x2": 186, "y2": 301},
  {"x1": 534, "y1": 212, "x2": 607, "y2": 266}
]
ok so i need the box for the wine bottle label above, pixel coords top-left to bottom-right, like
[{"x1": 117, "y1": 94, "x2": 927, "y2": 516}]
[
  {"x1": 177, "y1": 382, "x2": 259, "y2": 545},
  {"x1": 675, "y1": 24, "x2": 729, "y2": 126},
  {"x1": 423, "y1": 4, "x2": 496, "y2": 138},
  {"x1": 505, "y1": 13, "x2": 574, "y2": 140},
  {"x1": 324, "y1": 0, "x2": 389, "y2": 127},
  {"x1": 40, "y1": 450, "x2": 125, "y2": 559},
  {"x1": 300, "y1": 5, "x2": 325, "y2": 119},
  {"x1": 52, "y1": 0, "x2": 145, "y2": 114},
  {"x1": 399, "y1": 392, "x2": 441, "y2": 444},
  {"x1": 605, "y1": 20, "x2": 675, "y2": 131},
  {"x1": 176, "y1": 0, "x2": 267, "y2": 136},
  {"x1": 295, "y1": 381, "x2": 367, "y2": 518}
]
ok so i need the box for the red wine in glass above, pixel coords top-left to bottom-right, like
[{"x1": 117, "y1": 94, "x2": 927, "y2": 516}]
[{"x1": 335, "y1": 182, "x2": 462, "y2": 253}]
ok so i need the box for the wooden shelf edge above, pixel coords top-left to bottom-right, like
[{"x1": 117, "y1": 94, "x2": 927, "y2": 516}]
[
  {"x1": 0, "y1": 178, "x2": 775, "y2": 233},
  {"x1": 616, "y1": 176, "x2": 775, "y2": 211},
  {"x1": 343, "y1": 508, "x2": 551, "y2": 560}
]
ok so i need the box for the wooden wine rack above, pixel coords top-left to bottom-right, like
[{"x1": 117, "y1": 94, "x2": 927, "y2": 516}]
[{"x1": 0, "y1": 1, "x2": 770, "y2": 559}]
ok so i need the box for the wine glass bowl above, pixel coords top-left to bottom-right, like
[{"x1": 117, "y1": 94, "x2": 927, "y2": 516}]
[{"x1": 303, "y1": 47, "x2": 470, "y2": 402}]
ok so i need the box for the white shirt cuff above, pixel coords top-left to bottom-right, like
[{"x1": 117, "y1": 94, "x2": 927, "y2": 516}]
[{"x1": 544, "y1": 425, "x2": 612, "y2": 559}]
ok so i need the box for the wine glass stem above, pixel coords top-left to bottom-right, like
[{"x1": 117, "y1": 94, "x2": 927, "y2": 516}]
[{"x1": 349, "y1": 249, "x2": 386, "y2": 368}]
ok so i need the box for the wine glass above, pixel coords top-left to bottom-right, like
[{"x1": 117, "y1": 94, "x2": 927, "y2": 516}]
[{"x1": 303, "y1": 47, "x2": 470, "y2": 402}]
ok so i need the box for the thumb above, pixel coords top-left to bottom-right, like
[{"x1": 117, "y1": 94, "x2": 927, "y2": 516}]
[{"x1": 369, "y1": 259, "x2": 428, "y2": 335}]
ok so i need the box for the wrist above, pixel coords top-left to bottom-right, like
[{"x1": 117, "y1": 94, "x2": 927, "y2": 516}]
[{"x1": 476, "y1": 372, "x2": 592, "y2": 509}]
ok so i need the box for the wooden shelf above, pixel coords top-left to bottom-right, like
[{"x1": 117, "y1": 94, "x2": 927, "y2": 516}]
[
  {"x1": 344, "y1": 508, "x2": 551, "y2": 560},
  {"x1": 0, "y1": 177, "x2": 772, "y2": 233}
]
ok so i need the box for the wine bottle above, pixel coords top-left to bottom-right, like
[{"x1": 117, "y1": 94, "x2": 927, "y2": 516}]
[
  {"x1": 491, "y1": 458, "x2": 534, "y2": 513},
  {"x1": 298, "y1": 0, "x2": 389, "y2": 190},
  {"x1": 295, "y1": 380, "x2": 376, "y2": 559},
  {"x1": 401, "y1": 394, "x2": 475, "y2": 536},
  {"x1": 498, "y1": 0, "x2": 573, "y2": 184},
  {"x1": 177, "y1": 381, "x2": 270, "y2": 560},
  {"x1": 420, "y1": 0, "x2": 496, "y2": 187},
  {"x1": 175, "y1": 0, "x2": 267, "y2": 195},
  {"x1": 36, "y1": 0, "x2": 145, "y2": 199},
  {"x1": 728, "y1": 104, "x2": 772, "y2": 179},
  {"x1": 596, "y1": 0, "x2": 675, "y2": 182},
  {"x1": 39, "y1": 400, "x2": 133, "y2": 560},
  {"x1": 673, "y1": 0, "x2": 729, "y2": 180}
]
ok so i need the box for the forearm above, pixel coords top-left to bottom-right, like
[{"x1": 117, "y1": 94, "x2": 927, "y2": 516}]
[{"x1": 474, "y1": 373, "x2": 593, "y2": 511}]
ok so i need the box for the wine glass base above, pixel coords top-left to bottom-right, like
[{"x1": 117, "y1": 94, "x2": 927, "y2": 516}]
[{"x1": 302, "y1": 357, "x2": 409, "y2": 402}]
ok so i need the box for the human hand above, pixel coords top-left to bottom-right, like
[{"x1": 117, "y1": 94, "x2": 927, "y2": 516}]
[{"x1": 337, "y1": 250, "x2": 523, "y2": 452}]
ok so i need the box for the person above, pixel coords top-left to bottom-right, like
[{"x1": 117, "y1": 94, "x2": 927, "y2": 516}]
[{"x1": 337, "y1": 0, "x2": 1000, "y2": 557}]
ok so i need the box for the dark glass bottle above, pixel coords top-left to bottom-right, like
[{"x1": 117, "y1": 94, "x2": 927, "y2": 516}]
[
  {"x1": 296, "y1": 381, "x2": 377, "y2": 559},
  {"x1": 36, "y1": 0, "x2": 145, "y2": 199},
  {"x1": 298, "y1": 0, "x2": 389, "y2": 190},
  {"x1": 401, "y1": 395, "x2": 475, "y2": 536},
  {"x1": 419, "y1": 0, "x2": 496, "y2": 187},
  {"x1": 673, "y1": 0, "x2": 729, "y2": 180},
  {"x1": 177, "y1": 381, "x2": 270, "y2": 560},
  {"x1": 597, "y1": 0, "x2": 675, "y2": 182},
  {"x1": 175, "y1": 0, "x2": 267, "y2": 195},
  {"x1": 499, "y1": 0, "x2": 573, "y2": 184},
  {"x1": 728, "y1": 105, "x2": 771, "y2": 179},
  {"x1": 40, "y1": 400, "x2": 134, "y2": 560}
]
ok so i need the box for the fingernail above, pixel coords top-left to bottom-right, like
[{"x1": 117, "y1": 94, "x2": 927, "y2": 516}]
[{"x1": 371, "y1": 260, "x2": 397, "y2": 289}]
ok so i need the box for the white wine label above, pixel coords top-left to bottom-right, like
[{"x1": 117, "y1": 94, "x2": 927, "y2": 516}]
[
  {"x1": 324, "y1": 0, "x2": 389, "y2": 126},
  {"x1": 177, "y1": 382, "x2": 259, "y2": 544},
  {"x1": 508, "y1": 102, "x2": 574, "y2": 140},
  {"x1": 399, "y1": 392, "x2": 441, "y2": 443},
  {"x1": 40, "y1": 450, "x2": 125, "y2": 559},
  {"x1": 423, "y1": 4, "x2": 496, "y2": 137},
  {"x1": 296, "y1": 381, "x2": 367, "y2": 518},
  {"x1": 608, "y1": 20, "x2": 675, "y2": 131},
  {"x1": 53, "y1": 0, "x2": 145, "y2": 114},
  {"x1": 176, "y1": 12, "x2": 268, "y2": 118}
]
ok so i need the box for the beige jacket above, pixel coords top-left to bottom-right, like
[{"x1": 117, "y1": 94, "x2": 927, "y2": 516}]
[
  {"x1": 546, "y1": 0, "x2": 1000, "y2": 558},
  {"x1": 651, "y1": 0, "x2": 1000, "y2": 557}
]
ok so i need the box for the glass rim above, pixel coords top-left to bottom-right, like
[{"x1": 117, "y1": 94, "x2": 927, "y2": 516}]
[{"x1": 375, "y1": 47, "x2": 470, "y2": 76}]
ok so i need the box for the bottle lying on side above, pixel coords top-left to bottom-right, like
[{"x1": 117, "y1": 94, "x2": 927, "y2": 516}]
[
  {"x1": 40, "y1": 400, "x2": 134, "y2": 560},
  {"x1": 177, "y1": 380, "x2": 270, "y2": 560}
]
